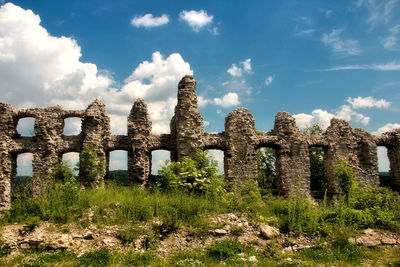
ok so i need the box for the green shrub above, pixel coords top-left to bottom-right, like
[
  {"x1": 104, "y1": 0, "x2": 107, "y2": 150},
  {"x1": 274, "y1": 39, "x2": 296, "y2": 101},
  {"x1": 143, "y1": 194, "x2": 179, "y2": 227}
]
[
  {"x1": 77, "y1": 143, "x2": 105, "y2": 187},
  {"x1": 154, "y1": 150, "x2": 224, "y2": 196},
  {"x1": 300, "y1": 240, "x2": 366, "y2": 264},
  {"x1": 51, "y1": 159, "x2": 76, "y2": 183},
  {"x1": 257, "y1": 147, "x2": 277, "y2": 195},
  {"x1": 334, "y1": 158, "x2": 357, "y2": 203},
  {"x1": 79, "y1": 248, "x2": 111, "y2": 266},
  {"x1": 207, "y1": 239, "x2": 243, "y2": 260},
  {"x1": 123, "y1": 251, "x2": 154, "y2": 266}
]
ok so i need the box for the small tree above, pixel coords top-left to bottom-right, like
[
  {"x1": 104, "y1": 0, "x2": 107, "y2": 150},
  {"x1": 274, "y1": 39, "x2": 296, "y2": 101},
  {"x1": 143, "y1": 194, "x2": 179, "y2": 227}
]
[
  {"x1": 303, "y1": 124, "x2": 326, "y2": 193},
  {"x1": 257, "y1": 147, "x2": 277, "y2": 195},
  {"x1": 333, "y1": 158, "x2": 357, "y2": 203},
  {"x1": 155, "y1": 150, "x2": 224, "y2": 195},
  {"x1": 52, "y1": 159, "x2": 76, "y2": 183},
  {"x1": 77, "y1": 144, "x2": 105, "y2": 187}
]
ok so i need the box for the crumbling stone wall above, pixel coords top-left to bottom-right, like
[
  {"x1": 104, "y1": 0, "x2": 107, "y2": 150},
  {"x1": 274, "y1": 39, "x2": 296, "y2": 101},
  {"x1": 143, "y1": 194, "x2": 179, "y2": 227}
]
[
  {"x1": 0, "y1": 75, "x2": 397, "y2": 211},
  {"x1": 224, "y1": 108, "x2": 258, "y2": 188},
  {"x1": 323, "y1": 119, "x2": 379, "y2": 195},
  {"x1": 272, "y1": 112, "x2": 311, "y2": 197}
]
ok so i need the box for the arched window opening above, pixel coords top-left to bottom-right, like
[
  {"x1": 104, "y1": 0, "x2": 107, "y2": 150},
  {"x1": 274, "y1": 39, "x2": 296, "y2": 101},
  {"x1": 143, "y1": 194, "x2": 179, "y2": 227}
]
[
  {"x1": 62, "y1": 152, "x2": 80, "y2": 176},
  {"x1": 377, "y1": 146, "x2": 390, "y2": 187},
  {"x1": 108, "y1": 150, "x2": 128, "y2": 185},
  {"x1": 15, "y1": 152, "x2": 33, "y2": 188},
  {"x1": 151, "y1": 150, "x2": 171, "y2": 175},
  {"x1": 16, "y1": 117, "x2": 35, "y2": 137},
  {"x1": 257, "y1": 147, "x2": 277, "y2": 195},
  {"x1": 207, "y1": 149, "x2": 224, "y2": 176},
  {"x1": 63, "y1": 117, "x2": 82, "y2": 135},
  {"x1": 309, "y1": 146, "x2": 326, "y2": 199}
]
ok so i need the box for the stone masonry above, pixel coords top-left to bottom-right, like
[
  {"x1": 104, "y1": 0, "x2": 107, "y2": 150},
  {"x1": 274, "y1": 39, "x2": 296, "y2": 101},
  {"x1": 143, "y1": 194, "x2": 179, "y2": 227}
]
[{"x1": 0, "y1": 75, "x2": 398, "y2": 210}]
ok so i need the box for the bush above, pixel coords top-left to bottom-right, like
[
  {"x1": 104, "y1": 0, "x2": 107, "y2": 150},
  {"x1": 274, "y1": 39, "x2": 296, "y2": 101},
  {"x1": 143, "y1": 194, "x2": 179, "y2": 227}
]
[
  {"x1": 154, "y1": 150, "x2": 225, "y2": 195},
  {"x1": 79, "y1": 248, "x2": 111, "y2": 266},
  {"x1": 334, "y1": 158, "x2": 357, "y2": 203},
  {"x1": 77, "y1": 144, "x2": 105, "y2": 187},
  {"x1": 52, "y1": 159, "x2": 75, "y2": 183},
  {"x1": 207, "y1": 239, "x2": 243, "y2": 260},
  {"x1": 257, "y1": 147, "x2": 277, "y2": 195}
]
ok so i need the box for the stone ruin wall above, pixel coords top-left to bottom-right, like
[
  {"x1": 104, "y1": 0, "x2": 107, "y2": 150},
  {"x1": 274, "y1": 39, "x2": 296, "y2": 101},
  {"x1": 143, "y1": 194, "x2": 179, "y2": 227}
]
[{"x1": 1, "y1": 75, "x2": 400, "y2": 210}]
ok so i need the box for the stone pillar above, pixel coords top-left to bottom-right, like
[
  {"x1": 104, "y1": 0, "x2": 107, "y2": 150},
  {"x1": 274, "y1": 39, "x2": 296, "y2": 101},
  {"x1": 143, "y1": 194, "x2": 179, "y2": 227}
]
[
  {"x1": 380, "y1": 129, "x2": 400, "y2": 192},
  {"x1": 0, "y1": 103, "x2": 16, "y2": 210},
  {"x1": 31, "y1": 106, "x2": 65, "y2": 195},
  {"x1": 172, "y1": 75, "x2": 204, "y2": 160},
  {"x1": 128, "y1": 99, "x2": 151, "y2": 186},
  {"x1": 323, "y1": 119, "x2": 379, "y2": 195},
  {"x1": 273, "y1": 111, "x2": 311, "y2": 197},
  {"x1": 224, "y1": 108, "x2": 258, "y2": 188},
  {"x1": 80, "y1": 99, "x2": 110, "y2": 187}
]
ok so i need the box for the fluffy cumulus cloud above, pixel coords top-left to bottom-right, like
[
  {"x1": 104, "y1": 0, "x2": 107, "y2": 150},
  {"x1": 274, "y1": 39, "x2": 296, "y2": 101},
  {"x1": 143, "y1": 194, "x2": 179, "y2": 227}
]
[
  {"x1": 213, "y1": 92, "x2": 240, "y2": 108},
  {"x1": 346, "y1": 96, "x2": 391, "y2": 109},
  {"x1": 179, "y1": 10, "x2": 213, "y2": 32},
  {"x1": 321, "y1": 29, "x2": 361, "y2": 56},
  {"x1": 0, "y1": 3, "x2": 192, "y2": 136},
  {"x1": 294, "y1": 109, "x2": 335, "y2": 130},
  {"x1": 375, "y1": 123, "x2": 400, "y2": 134},
  {"x1": 131, "y1": 14, "x2": 169, "y2": 28},
  {"x1": 293, "y1": 95, "x2": 389, "y2": 130},
  {"x1": 0, "y1": 3, "x2": 113, "y2": 110},
  {"x1": 336, "y1": 105, "x2": 370, "y2": 125},
  {"x1": 227, "y1": 58, "x2": 252, "y2": 77}
]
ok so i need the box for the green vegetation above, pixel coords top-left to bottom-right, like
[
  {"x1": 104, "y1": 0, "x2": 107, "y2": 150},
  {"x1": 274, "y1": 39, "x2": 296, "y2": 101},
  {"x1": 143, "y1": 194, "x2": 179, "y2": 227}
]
[
  {"x1": 77, "y1": 143, "x2": 105, "y2": 187},
  {"x1": 1, "y1": 147, "x2": 400, "y2": 266}
]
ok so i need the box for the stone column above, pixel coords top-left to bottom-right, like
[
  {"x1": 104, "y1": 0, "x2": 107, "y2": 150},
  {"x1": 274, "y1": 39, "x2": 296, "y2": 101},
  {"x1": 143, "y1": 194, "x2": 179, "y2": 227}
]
[
  {"x1": 273, "y1": 112, "x2": 311, "y2": 197},
  {"x1": 172, "y1": 75, "x2": 204, "y2": 160},
  {"x1": 31, "y1": 106, "x2": 65, "y2": 195},
  {"x1": 80, "y1": 99, "x2": 110, "y2": 187},
  {"x1": 380, "y1": 129, "x2": 400, "y2": 192},
  {"x1": 0, "y1": 103, "x2": 16, "y2": 210},
  {"x1": 323, "y1": 119, "x2": 379, "y2": 195},
  {"x1": 224, "y1": 108, "x2": 258, "y2": 188},
  {"x1": 128, "y1": 99, "x2": 151, "y2": 186}
]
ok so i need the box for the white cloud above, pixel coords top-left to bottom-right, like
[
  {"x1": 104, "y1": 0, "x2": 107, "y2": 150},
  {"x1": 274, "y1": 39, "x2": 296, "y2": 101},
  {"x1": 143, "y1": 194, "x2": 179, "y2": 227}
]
[
  {"x1": 383, "y1": 24, "x2": 400, "y2": 50},
  {"x1": 0, "y1": 3, "x2": 193, "y2": 137},
  {"x1": 131, "y1": 14, "x2": 169, "y2": 28},
  {"x1": 265, "y1": 75, "x2": 274, "y2": 86},
  {"x1": 336, "y1": 105, "x2": 370, "y2": 125},
  {"x1": 179, "y1": 10, "x2": 213, "y2": 32},
  {"x1": 357, "y1": 0, "x2": 399, "y2": 28},
  {"x1": 323, "y1": 61, "x2": 400, "y2": 71},
  {"x1": 294, "y1": 109, "x2": 335, "y2": 130},
  {"x1": 198, "y1": 95, "x2": 211, "y2": 107},
  {"x1": 227, "y1": 58, "x2": 252, "y2": 77},
  {"x1": 0, "y1": 2, "x2": 113, "y2": 111},
  {"x1": 213, "y1": 92, "x2": 240, "y2": 108},
  {"x1": 227, "y1": 64, "x2": 242, "y2": 77},
  {"x1": 321, "y1": 29, "x2": 361, "y2": 56},
  {"x1": 346, "y1": 96, "x2": 391, "y2": 109},
  {"x1": 294, "y1": 104, "x2": 372, "y2": 130},
  {"x1": 375, "y1": 123, "x2": 400, "y2": 134}
]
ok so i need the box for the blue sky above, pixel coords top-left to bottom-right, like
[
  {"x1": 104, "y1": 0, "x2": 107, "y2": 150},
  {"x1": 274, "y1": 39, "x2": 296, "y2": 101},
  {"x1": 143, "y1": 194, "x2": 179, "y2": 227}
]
[{"x1": 1, "y1": 0, "x2": 400, "y2": 174}]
